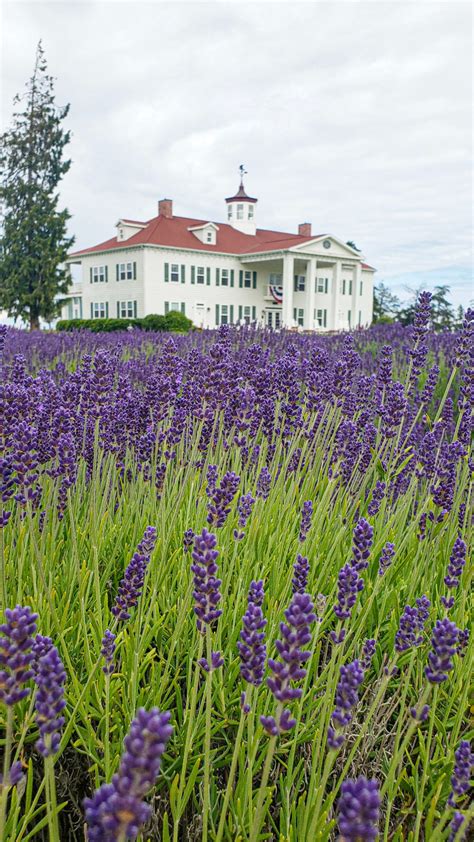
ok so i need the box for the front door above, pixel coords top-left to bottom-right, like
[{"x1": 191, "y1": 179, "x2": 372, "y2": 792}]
[
  {"x1": 266, "y1": 309, "x2": 281, "y2": 330},
  {"x1": 194, "y1": 303, "x2": 205, "y2": 328}
]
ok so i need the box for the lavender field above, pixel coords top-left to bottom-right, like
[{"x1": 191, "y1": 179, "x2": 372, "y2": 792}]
[{"x1": 0, "y1": 296, "x2": 472, "y2": 842}]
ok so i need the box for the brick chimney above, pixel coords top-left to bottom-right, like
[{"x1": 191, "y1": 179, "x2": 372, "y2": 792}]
[
  {"x1": 298, "y1": 222, "x2": 312, "y2": 237},
  {"x1": 158, "y1": 199, "x2": 173, "y2": 218}
]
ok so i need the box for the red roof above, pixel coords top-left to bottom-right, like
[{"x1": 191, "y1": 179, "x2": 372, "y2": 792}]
[
  {"x1": 361, "y1": 263, "x2": 376, "y2": 271},
  {"x1": 69, "y1": 213, "x2": 376, "y2": 269}
]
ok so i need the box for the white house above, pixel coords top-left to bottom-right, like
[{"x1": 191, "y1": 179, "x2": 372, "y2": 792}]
[{"x1": 63, "y1": 177, "x2": 375, "y2": 330}]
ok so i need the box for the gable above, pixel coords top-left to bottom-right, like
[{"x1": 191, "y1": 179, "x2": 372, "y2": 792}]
[{"x1": 290, "y1": 236, "x2": 363, "y2": 260}]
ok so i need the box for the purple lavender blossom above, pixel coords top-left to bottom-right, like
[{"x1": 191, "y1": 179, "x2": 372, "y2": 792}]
[
  {"x1": 183, "y1": 528, "x2": 195, "y2": 553},
  {"x1": 190, "y1": 528, "x2": 222, "y2": 633},
  {"x1": 425, "y1": 618, "x2": 460, "y2": 683},
  {"x1": 84, "y1": 708, "x2": 173, "y2": 842},
  {"x1": 261, "y1": 592, "x2": 315, "y2": 735},
  {"x1": 234, "y1": 492, "x2": 255, "y2": 539},
  {"x1": 0, "y1": 760, "x2": 24, "y2": 789},
  {"x1": 334, "y1": 564, "x2": 364, "y2": 621},
  {"x1": 378, "y1": 541, "x2": 395, "y2": 576},
  {"x1": 198, "y1": 651, "x2": 224, "y2": 672},
  {"x1": 292, "y1": 554, "x2": 310, "y2": 594},
  {"x1": 101, "y1": 630, "x2": 116, "y2": 676},
  {"x1": 367, "y1": 481, "x2": 386, "y2": 517},
  {"x1": 0, "y1": 605, "x2": 38, "y2": 705},
  {"x1": 449, "y1": 812, "x2": 466, "y2": 842},
  {"x1": 350, "y1": 518, "x2": 374, "y2": 571},
  {"x1": 207, "y1": 471, "x2": 240, "y2": 528},
  {"x1": 256, "y1": 466, "x2": 271, "y2": 501},
  {"x1": 410, "y1": 704, "x2": 430, "y2": 722},
  {"x1": 337, "y1": 776, "x2": 380, "y2": 842},
  {"x1": 445, "y1": 537, "x2": 467, "y2": 589},
  {"x1": 238, "y1": 580, "x2": 267, "y2": 692},
  {"x1": 328, "y1": 659, "x2": 364, "y2": 749},
  {"x1": 360, "y1": 639, "x2": 376, "y2": 670},
  {"x1": 457, "y1": 628, "x2": 469, "y2": 657},
  {"x1": 32, "y1": 637, "x2": 66, "y2": 757},
  {"x1": 298, "y1": 500, "x2": 313, "y2": 543},
  {"x1": 111, "y1": 527, "x2": 157, "y2": 622},
  {"x1": 448, "y1": 740, "x2": 474, "y2": 807},
  {"x1": 409, "y1": 291, "x2": 432, "y2": 382},
  {"x1": 395, "y1": 596, "x2": 430, "y2": 652}
]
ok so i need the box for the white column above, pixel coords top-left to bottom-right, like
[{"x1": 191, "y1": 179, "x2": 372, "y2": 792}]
[
  {"x1": 282, "y1": 253, "x2": 294, "y2": 328},
  {"x1": 353, "y1": 262, "x2": 361, "y2": 327},
  {"x1": 304, "y1": 258, "x2": 316, "y2": 330},
  {"x1": 332, "y1": 261, "x2": 341, "y2": 330}
]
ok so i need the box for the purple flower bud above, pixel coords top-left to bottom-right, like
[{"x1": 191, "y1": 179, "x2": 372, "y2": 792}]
[
  {"x1": 183, "y1": 528, "x2": 195, "y2": 553},
  {"x1": 32, "y1": 637, "x2": 66, "y2": 757},
  {"x1": 410, "y1": 704, "x2": 430, "y2": 722},
  {"x1": 84, "y1": 708, "x2": 173, "y2": 842},
  {"x1": 334, "y1": 563, "x2": 364, "y2": 621},
  {"x1": 330, "y1": 628, "x2": 346, "y2": 645},
  {"x1": 360, "y1": 639, "x2": 376, "y2": 670},
  {"x1": 457, "y1": 628, "x2": 469, "y2": 657},
  {"x1": 395, "y1": 596, "x2": 430, "y2": 652},
  {"x1": 256, "y1": 466, "x2": 271, "y2": 501},
  {"x1": 0, "y1": 760, "x2": 24, "y2": 788},
  {"x1": 350, "y1": 518, "x2": 374, "y2": 571},
  {"x1": 367, "y1": 481, "x2": 386, "y2": 517},
  {"x1": 378, "y1": 541, "x2": 395, "y2": 576},
  {"x1": 448, "y1": 740, "x2": 474, "y2": 807},
  {"x1": 260, "y1": 707, "x2": 296, "y2": 737},
  {"x1": 0, "y1": 605, "x2": 38, "y2": 705},
  {"x1": 448, "y1": 811, "x2": 466, "y2": 842},
  {"x1": 425, "y1": 618, "x2": 460, "y2": 683},
  {"x1": 337, "y1": 776, "x2": 380, "y2": 842},
  {"x1": 409, "y1": 291, "x2": 432, "y2": 382},
  {"x1": 445, "y1": 537, "x2": 467, "y2": 589},
  {"x1": 238, "y1": 580, "x2": 267, "y2": 689},
  {"x1": 292, "y1": 554, "x2": 309, "y2": 594},
  {"x1": 207, "y1": 471, "x2": 240, "y2": 528},
  {"x1": 328, "y1": 659, "x2": 364, "y2": 748},
  {"x1": 198, "y1": 651, "x2": 224, "y2": 672},
  {"x1": 112, "y1": 527, "x2": 157, "y2": 622},
  {"x1": 298, "y1": 500, "x2": 313, "y2": 543},
  {"x1": 237, "y1": 492, "x2": 255, "y2": 528},
  {"x1": 101, "y1": 630, "x2": 116, "y2": 676},
  {"x1": 191, "y1": 528, "x2": 222, "y2": 633}
]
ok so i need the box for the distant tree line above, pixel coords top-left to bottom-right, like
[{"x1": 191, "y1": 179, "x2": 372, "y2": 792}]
[{"x1": 373, "y1": 282, "x2": 467, "y2": 331}]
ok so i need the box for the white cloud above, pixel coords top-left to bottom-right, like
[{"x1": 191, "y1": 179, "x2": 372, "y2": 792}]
[{"x1": 2, "y1": 0, "x2": 472, "y2": 306}]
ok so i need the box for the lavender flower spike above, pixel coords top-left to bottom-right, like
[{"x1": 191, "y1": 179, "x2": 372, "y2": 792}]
[
  {"x1": 378, "y1": 541, "x2": 395, "y2": 576},
  {"x1": 261, "y1": 592, "x2": 315, "y2": 736},
  {"x1": 425, "y1": 618, "x2": 460, "y2": 683},
  {"x1": 448, "y1": 740, "x2": 474, "y2": 807},
  {"x1": 334, "y1": 563, "x2": 364, "y2": 620},
  {"x1": 328, "y1": 659, "x2": 364, "y2": 750},
  {"x1": 445, "y1": 537, "x2": 467, "y2": 589},
  {"x1": 84, "y1": 708, "x2": 173, "y2": 842},
  {"x1": 32, "y1": 636, "x2": 66, "y2": 757},
  {"x1": 191, "y1": 528, "x2": 222, "y2": 633},
  {"x1": 238, "y1": 580, "x2": 267, "y2": 696},
  {"x1": 0, "y1": 605, "x2": 38, "y2": 705},
  {"x1": 395, "y1": 596, "x2": 430, "y2": 652},
  {"x1": 101, "y1": 630, "x2": 116, "y2": 676},
  {"x1": 299, "y1": 500, "x2": 313, "y2": 543},
  {"x1": 337, "y1": 776, "x2": 380, "y2": 842},
  {"x1": 292, "y1": 554, "x2": 310, "y2": 594},
  {"x1": 448, "y1": 812, "x2": 466, "y2": 842},
  {"x1": 112, "y1": 527, "x2": 157, "y2": 621},
  {"x1": 350, "y1": 518, "x2": 374, "y2": 571}
]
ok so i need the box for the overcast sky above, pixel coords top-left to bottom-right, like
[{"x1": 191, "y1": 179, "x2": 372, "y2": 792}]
[{"x1": 2, "y1": 0, "x2": 473, "y2": 306}]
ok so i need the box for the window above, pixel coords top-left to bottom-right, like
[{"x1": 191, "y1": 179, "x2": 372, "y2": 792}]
[
  {"x1": 269, "y1": 273, "x2": 282, "y2": 284},
  {"x1": 317, "y1": 277, "x2": 325, "y2": 292},
  {"x1": 342, "y1": 279, "x2": 346, "y2": 295},
  {"x1": 197, "y1": 266, "x2": 205, "y2": 284},
  {"x1": 221, "y1": 269, "x2": 229, "y2": 286},
  {"x1": 118, "y1": 262, "x2": 134, "y2": 281},
  {"x1": 119, "y1": 300, "x2": 135, "y2": 318},
  {"x1": 248, "y1": 205, "x2": 254, "y2": 219},
  {"x1": 220, "y1": 304, "x2": 229, "y2": 325},
  {"x1": 294, "y1": 275, "x2": 305, "y2": 292},
  {"x1": 227, "y1": 205, "x2": 233, "y2": 220},
  {"x1": 243, "y1": 305, "x2": 251, "y2": 324},
  {"x1": 360, "y1": 280, "x2": 363, "y2": 296},
  {"x1": 170, "y1": 264, "x2": 179, "y2": 283},
  {"x1": 244, "y1": 271, "x2": 252, "y2": 288},
  {"x1": 206, "y1": 231, "x2": 213, "y2": 242},
  {"x1": 293, "y1": 308, "x2": 304, "y2": 327},
  {"x1": 348, "y1": 279, "x2": 353, "y2": 296},
  {"x1": 237, "y1": 204, "x2": 244, "y2": 220},
  {"x1": 92, "y1": 266, "x2": 107, "y2": 283},
  {"x1": 92, "y1": 302, "x2": 106, "y2": 319},
  {"x1": 165, "y1": 301, "x2": 186, "y2": 315},
  {"x1": 315, "y1": 308, "x2": 327, "y2": 328}
]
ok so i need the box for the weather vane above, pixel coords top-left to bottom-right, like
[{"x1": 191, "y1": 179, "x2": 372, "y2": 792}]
[{"x1": 239, "y1": 164, "x2": 247, "y2": 179}]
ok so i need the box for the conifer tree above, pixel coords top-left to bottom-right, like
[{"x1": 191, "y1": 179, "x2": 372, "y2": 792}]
[{"x1": 0, "y1": 42, "x2": 74, "y2": 329}]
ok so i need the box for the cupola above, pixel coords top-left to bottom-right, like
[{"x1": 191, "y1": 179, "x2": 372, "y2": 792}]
[{"x1": 225, "y1": 167, "x2": 257, "y2": 235}]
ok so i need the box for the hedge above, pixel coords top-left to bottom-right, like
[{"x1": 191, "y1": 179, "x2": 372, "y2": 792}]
[{"x1": 56, "y1": 312, "x2": 193, "y2": 333}]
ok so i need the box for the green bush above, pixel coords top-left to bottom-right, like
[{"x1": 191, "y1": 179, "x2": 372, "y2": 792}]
[{"x1": 56, "y1": 312, "x2": 193, "y2": 333}]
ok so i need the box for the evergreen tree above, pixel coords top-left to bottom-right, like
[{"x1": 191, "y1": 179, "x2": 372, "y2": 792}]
[
  {"x1": 431, "y1": 284, "x2": 455, "y2": 331},
  {"x1": 373, "y1": 282, "x2": 400, "y2": 322},
  {"x1": 0, "y1": 42, "x2": 74, "y2": 329}
]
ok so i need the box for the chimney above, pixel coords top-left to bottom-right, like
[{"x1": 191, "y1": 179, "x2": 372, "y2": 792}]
[
  {"x1": 158, "y1": 198, "x2": 173, "y2": 218},
  {"x1": 298, "y1": 222, "x2": 312, "y2": 237}
]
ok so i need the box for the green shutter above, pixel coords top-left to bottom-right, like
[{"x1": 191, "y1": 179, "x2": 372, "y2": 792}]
[
  {"x1": 90, "y1": 303, "x2": 93, "y2": 318},
  {"x1": 164, "y1": 263, "x2": 169, "y2": 282},
  {"x1": 206, "y1": 267, "x2": 211, "y2": 286},
  {"x1": 294, "y1": 276, "x2": 298, "y2": 292},
  {"x1": 230, "y1": 305, "x2": 234, "y2": 324},
  {"x1": 238, "y1": 305, "x2": 243, "y2": 322},
  {"x1": 105, "y1": 302, "x2": 109, "y2": 318},
  {"x1": 252, "y1": 306, "x2": 256, "y2": 321},
  {"x1": 117, "y1": 302, "x2": 120, "y2": 317},
  {"x1": 252, "y1": 271, "x2": 257, "y2": 289},
  {"x1": 133, "y1": 301, "x2": 137, "y2": 318},
  {"x1": 68, "y1": 301, "x2": 72, "y2": 319},
  {"x1": 165, "y1": 301, "x2": 169, "y2": 314},
  {"x1": 325, "y1": 278, "x2": 328, "y2": 294},
  {"x1": 133, "y1": 262, "x2": 137, "y2": 280},
  {"x1": 230, "y1": 270, "x2": 234, "y2": 287},
  {"x1": 105, "y1": 266, "x2": 108, "y2": 282},
  {"x1": 116, "y1": 264, "x2": 119, "y2": 281},
  {"x1": 216, "y1": 268, "x2": 220, "y2": 286},
  {"x1": 293, "y1": 308, "x2": 297, "y2": 321},
  {"x1": 239, "y1": 270, "x2": 243, "y2": 288},
  {"x1": 181, "y1": 303, "x2": 185, "y2": 315},
  {"x1": 181, "y1": 265, "x2": 185, "y2": 283},
  {"x1": 215, "y1": 304, "x2": 220, "y2": 326},
  {"x1": 90, "y1": 268, "x2": 93, "y2": 284},
  {"x1": 191, "y1": 266, "x2": 195, "y2": 284}
]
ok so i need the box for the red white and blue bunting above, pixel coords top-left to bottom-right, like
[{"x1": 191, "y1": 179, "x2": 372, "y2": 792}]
[{"x1": 269, "y1": 284, "x2": 283, "y2": 304}]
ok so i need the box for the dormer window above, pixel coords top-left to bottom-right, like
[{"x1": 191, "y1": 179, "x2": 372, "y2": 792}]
[
  {"x1": 237, "y1": 204, "x2": 244, "y2": 220},
  {"x1": 206, "y1": 231, "x2": 213, "y2": 242},
  {"x1": 188, "y1": 222, "x2": 218, "y2": 244}
]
